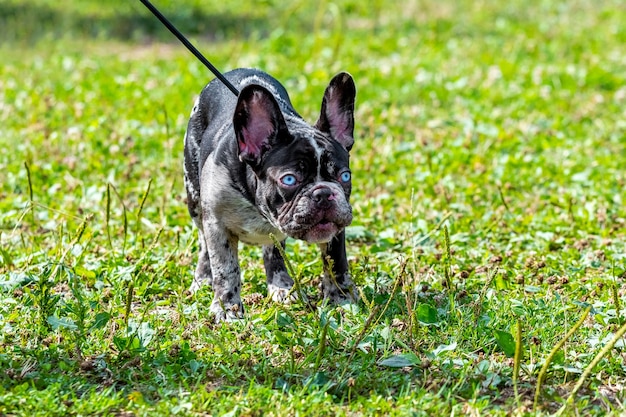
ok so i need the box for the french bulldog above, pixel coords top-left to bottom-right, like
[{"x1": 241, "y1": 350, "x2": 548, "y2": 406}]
[{"x1": 183, "y1": 68, "x2": 357, "y2": 322}]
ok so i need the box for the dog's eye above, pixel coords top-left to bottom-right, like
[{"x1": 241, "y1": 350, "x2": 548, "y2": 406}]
[
  {"x1": 339, "y1": 171, "x2": 351, "y2": 183},
  {"x1": 280, "y1": 174, "x2": 298, "y2": 187}
]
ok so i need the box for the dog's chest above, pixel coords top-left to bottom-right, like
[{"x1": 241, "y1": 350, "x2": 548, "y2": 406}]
[
  {"x1": 221, "y1": 195, "x2": 285, "y2": 245},
  {"x1": 200, "y1": 161, "x2": 286, "y2": 245}
]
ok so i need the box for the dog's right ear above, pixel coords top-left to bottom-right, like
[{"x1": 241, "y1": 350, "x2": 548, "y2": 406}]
[{"x1": 234, "y1": 85, "x2": 288, "y2": 166}]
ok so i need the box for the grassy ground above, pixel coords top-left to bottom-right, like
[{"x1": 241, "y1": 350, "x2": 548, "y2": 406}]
[{"x1": 1, "y1": 0, "x2": 625, "y2": 415}]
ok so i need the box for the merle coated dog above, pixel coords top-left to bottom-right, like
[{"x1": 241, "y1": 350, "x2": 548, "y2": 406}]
[{"x1": 183, "y1": 68, "x2": 357, "y2": 322}]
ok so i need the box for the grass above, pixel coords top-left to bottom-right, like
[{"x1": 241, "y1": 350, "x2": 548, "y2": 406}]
[{"x1": 1, "y1": 0, "x2": 625, "y2": 415}]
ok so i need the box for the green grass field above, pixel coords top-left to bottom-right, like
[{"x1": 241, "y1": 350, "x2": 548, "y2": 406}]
[{"x1": 1, "y1": 0, "x2": 625, "y2": 415}]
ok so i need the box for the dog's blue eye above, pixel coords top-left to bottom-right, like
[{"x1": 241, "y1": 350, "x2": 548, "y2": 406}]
[
  {"x1": 281, "y1": 174, "x2": 297, "y2": 186},
  {"x1": 340, "y1": 171, "x2": 351, "y2": 183}
]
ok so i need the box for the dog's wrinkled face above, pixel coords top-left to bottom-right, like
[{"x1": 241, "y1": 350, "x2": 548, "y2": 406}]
[
  {"x1": 260, "y1": 132, "x2": 353, "y2": 243},
  {"x1": 233, "y1": 73, "x2": 356, "y2": 243}
]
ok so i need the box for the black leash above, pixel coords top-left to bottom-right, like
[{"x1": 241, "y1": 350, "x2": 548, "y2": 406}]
[{"x1": 139, "y1": 0, "x2": 240, "y2": 96}]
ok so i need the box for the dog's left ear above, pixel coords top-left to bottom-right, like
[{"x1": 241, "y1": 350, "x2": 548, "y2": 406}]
[{"x1": 315, "y1": 72, "x2": 356, "y2": 151}]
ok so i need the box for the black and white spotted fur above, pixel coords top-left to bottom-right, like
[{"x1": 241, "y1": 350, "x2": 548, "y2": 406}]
[{"x1": 184, "y1": 68, "x2": 357, "y2": 322}]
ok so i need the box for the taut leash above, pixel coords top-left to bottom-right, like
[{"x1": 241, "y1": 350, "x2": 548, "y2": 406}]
[{"x1": 139, "y1": 0, "x2": 240, "y2": 96}]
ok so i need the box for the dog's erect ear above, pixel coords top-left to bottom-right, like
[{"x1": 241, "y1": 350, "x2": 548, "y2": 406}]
[
  {"x1": 234, "y1": 84, "x2": 289, "y2": 165},
  {"x1": 315, "y1": 72, "x2": 356, "y2": 151}
]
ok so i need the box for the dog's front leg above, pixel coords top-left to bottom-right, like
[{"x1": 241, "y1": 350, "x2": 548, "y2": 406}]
[
  {"x1": 203, "y1": 221, "x2": 244, "y2": 322},
  {"x1": 319, "y1": 230, "x2": 358, "y2": 304},
  {"x1": 263, "y1": 241, "x2": 296, "y2": 303}
]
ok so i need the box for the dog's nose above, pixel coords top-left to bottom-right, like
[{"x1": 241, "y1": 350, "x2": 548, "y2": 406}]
[{"x1": 312, "y1": 186, "x2": 334, "y2": 209}]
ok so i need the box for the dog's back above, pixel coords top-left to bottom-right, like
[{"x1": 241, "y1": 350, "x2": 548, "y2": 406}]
[{"x1": 183, "y1": 68, "x2": 298, "y2": 221}]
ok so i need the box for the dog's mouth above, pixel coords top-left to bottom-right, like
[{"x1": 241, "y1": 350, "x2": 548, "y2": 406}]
[
  {"x1": 277, "y1": 214, "x2": 347, "y2": 243},
  {"x1": 275, "y1": 186, "x2": 352, "y2": 243},
  {"x1": 302, "y1": 219, "x2": 341, "y2": 243}
]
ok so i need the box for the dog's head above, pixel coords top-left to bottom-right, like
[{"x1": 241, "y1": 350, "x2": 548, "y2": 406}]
[{"x1": 233, "y1": 73, "x2": 356, "y2": 243}]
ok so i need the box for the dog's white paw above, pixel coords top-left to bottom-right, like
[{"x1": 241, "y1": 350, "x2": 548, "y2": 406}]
[
  {"x1": 210, "y1": 300, "x2": 244, "y2": 323},
  {"x1": 188, "y1": 275, "x2": 212, "y2": 294},
  {"x1": 268, "y1": 284, "x2": 298, "y2": 304}
]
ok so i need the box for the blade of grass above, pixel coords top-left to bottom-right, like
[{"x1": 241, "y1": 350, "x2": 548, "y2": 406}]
[
  {"x1": 313, "y1": 316, "x2": 330, "y2": 373},
  {"x1": 534, "y1": 305, "x2": 591, "y2": 411},
  {"x1": 513, "y1": 319, "x2": 522, "y2": 407},
  {"x1": 557, "y1": 319, "x2": 626, "y2": 415},
  {"x1": 24, "y1": 161, "x2": 35, "y2": 224},
  {"x1": 135, "y1": 178, "x2": 152, "y2": 236},
  {"x1": 49, "y1": 215, "x2": 92, "y2": 281},
  {"x1": 108, "y1": 183, "x2": 128, "y2": 254},
  {"x1": 106, "y1": 183, "x2": 112, "y2": 250}
]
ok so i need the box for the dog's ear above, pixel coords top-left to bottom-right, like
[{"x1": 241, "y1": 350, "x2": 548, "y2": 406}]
[
  {"x1": 234, "y1": 84, "x2": 288, "y2": 165},
  {"x1": 315, "y1": 72, "x2": 356, "y2": 151}
]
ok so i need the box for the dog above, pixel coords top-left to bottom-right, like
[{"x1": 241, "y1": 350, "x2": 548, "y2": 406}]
[{"x1": 183, "y1": 68, "x2": 357, "y2": 322}]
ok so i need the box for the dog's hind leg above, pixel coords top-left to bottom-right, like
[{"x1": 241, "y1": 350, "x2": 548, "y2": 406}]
[
  {"x1": 183, "y1": 105, "x2": 213, "y2": 293},
  {"x1": 189, "y1": 219, "x2": 213, "y2": 293}
]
